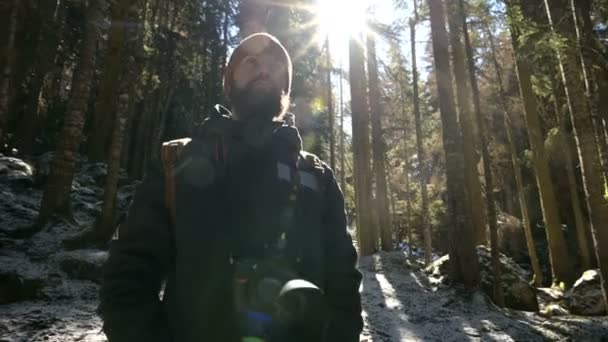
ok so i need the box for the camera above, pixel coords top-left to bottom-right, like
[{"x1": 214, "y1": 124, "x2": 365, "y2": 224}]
[{"x1": 233, "y1": 257, "x2": 328, "y2": 342}]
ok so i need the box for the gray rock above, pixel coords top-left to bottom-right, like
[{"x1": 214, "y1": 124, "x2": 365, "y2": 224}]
[
  {"x1": 81, "y1": 162, "x2": 108, "y2": 186},
  {"x1": 74, "y1": 173, "x2": 97, "y2": 188},
  {"x1": 425, "y1": 245, "x2": 539, "y2": 311},
  {"x1": 55, "y1": 249, "x2": 108, "y2": 284},
  {"x1": 566, "y1": 269, "x2": 607, "y2": 316},
  {"x1": 80, "y1": 162, "x2": 129, "y2": 187},
  {"x1": 497, "y1": 213, "x2": 527, "y2": 261},
  {"x1": 0, "y1": 156, "x2": 34, "y2": 187}
]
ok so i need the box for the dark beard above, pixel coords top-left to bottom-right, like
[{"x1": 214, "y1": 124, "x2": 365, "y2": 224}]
[{"x1": 229, "y1": 83, "x2": 287, "y2": 121}]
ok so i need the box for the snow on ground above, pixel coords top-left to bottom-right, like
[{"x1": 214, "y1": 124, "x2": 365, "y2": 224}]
[
  {"x1": 2, "y1": 252, "x2": 608, "y2": 341},
  {"x1": 0, "y1": 300, "x2": 105, "y2": 342},
  {"x1": 359, "y1": 251, "x2": 608, "y2": 341},
  {"x1": 2, "y1": 154, "x2": 608, "y2": 341}
]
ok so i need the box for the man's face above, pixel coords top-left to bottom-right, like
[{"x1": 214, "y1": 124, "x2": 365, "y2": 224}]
[{"x1": 228, "y1": 40, "x2": 289, "y2": 120}]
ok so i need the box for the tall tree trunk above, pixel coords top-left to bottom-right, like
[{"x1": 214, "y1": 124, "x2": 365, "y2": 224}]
[
  {"x1": 326, "y1": 36, "x2": 336, "y2": 171},
  {"x1": 403, "y1": 117, "x2": 413, "y2": 261},
  {"x1": 574, "y1": 0, "x2": 608, "y2": 184},
  {"x1": 460, "y1": 0, "x2": 503, "y2": 305},
  {"x1": 386, "y1": 159, "x2": 397, "y2": 236},
  {"x1": 129, "y1": 19, "x2": 160, "y2": 179},
  {"x1": 94, "y1": 2, "x2": 143, "y2": 244},
  {"x1": 237, "y1": 0, "x2": 270, "y2": 38},
  {"x1": 552, "y1": 77, "x2": 593, "y2": 270},
  {"x1": 427, "y1": 0, "x2": 479, "y2": 288},
  {"x1": 0, "y1": 2, "x2": 11, "y2": 66},
  {"x1": 0, "y1": 0, "x2": 18, "y2": 148},
  {"x1": 339, "y1": 60, "x2": 346, "y2": 192},
  {"x1": 130, "y1": 103, "x2": 150, "y2": 179},
  {"x1": 206, "y1": 5, "x2": 221, "y2": 112},
  {"x1": 88, "y1": 0, "x2": 134, "y2": 162},
  {"x1": 9, "y1": 1, "x2": 42, "y2": 135},
  {"x1": 409, "y1": 1, "x2": 432, "y2": 266},
  {"x1": 95, "y1": 92, "x2": 129, "y2": 243},
  {"x1": 20, "y1": 0, "x2": 64, "y2": 155},
  {"x1": 349, "y1": 36, "x2": 376, "y2": 256},
  {"x1": 367, "y1": 34, "x2": 392, "y2": 251},
  {"x1": 88, "y1": 0, "x2": 136, "y2": 161},
  {"x1": 38, "y1": 0, "x2": 102, "y2": 226},
  {"x1": 486, "y1": 23, "x2": 543, "y2": 286},
  {"x1": 561, "y1": 126, "x2": 593, "y2": 270},
  {"x1": 446, "y1": 0, "x2": 487, "y2": 246},
  {"x1": 219, "y1": 1, "x2": 230, "y2": 90},
  {"x1": 506, "y1": 0, "x2": 575, "y2": 286},
  {"x1": 545, "y1": 0, "x2": 608, "y2": 298}
]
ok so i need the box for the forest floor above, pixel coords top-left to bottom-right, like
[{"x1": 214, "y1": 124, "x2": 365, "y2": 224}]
[
  {"x1": 2, "y1": 251, "x2": 608, "y2": 342},
  {"x1": 2, "y1": 154, "x2": 608, "y2": 342}
]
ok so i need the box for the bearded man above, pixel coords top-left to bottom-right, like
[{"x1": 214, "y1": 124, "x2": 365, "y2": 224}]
[{"x1": 99, "y1": 33, "x2": 363, "y2": 342}]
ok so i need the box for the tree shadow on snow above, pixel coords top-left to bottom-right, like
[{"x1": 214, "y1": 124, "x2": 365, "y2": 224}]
[
  {"x1": 359, "y1": 253, "x2": 426, "y2": 341},
  {"x1": 372, "y1": 251, "x2": 548, "y2": 342}
]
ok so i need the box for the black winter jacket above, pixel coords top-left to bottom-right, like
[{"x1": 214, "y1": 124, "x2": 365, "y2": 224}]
[{"x1": 99, "y1": 125, "x2": 363, "y2": 342}]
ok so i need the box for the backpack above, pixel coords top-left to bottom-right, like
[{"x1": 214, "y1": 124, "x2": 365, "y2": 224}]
[{"x1": 160, "y1": 112, "x2": 329, "y2": 227}]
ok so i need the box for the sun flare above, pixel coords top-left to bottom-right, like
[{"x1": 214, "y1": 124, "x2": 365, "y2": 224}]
[{"x1": 316, "y1": 0, "x2": 369, "y2": 58}]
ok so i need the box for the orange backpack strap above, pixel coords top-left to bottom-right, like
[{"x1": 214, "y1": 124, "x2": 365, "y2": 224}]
[{"x1": 160, "y1": 138, "x2": 192, "y2": 226}]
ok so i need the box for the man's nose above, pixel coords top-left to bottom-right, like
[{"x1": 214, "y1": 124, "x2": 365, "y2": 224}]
[{"x1": 256, "y1": 63, "x2": 271, "y2": 79}]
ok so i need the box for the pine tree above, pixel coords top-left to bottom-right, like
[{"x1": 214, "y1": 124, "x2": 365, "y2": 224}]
[
  {"x1": 88, "y1": 0, "x2": 137, "y2": 162},
  {"x1": 428, "y1": 0, "x2": 479, "y2": 288},
  {"x1": 573, "y1": 0, "x2": 608, "y2": 182},
  {"x1": 409, "y1": 0, "x2": 432, "y2": 266},
  {"x1": 0, "y1": 0, "x2": 18, "y2": 148},
  {"x1": 38, "y1": 0, "x2": 103, "y2": 227},
  {"x1": 367, "y1": 33, "x2": 392, "y2": 251},
  {"x1": 325, "y1": 36, "x2": 336, "y2": 171},
  {"x1": 447, "y1": 0, "x2": 487, "y2": 246},
  {"x1": 19, "y1": 0, "x2": 64, "y2": 155},
  {"x1": 544, "y1": 0, "x2": 608, "y2": 300},
  {"x1": 459, "y1": 0, "x2": 502, "y2": 305},
  {"x1": 485, "y1": 21, "x2": 543, "y2": 286},
  {"x1": 506, "y1": 0, "x2": 575, "y2": 286},
  {"x1": 93, "y1": 3, "x2": 143, "y2": 245},
  {"x1": 237, "y1": 0, "x2": 270, "y2": 37},
  {"x1": 349, "y1": 35, "x2": 376, "y2": 256},
  {"x1": 339, "y1": 63, "x2": 346, "y2": 193}
]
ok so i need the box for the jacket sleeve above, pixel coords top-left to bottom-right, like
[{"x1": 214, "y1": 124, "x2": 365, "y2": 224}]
[
  {"x1": 99, "y1": 164, "x2": 173, "y2": 342},
  {"x1": 322, "y1": 168, "x2": 363, "y2": 342}
]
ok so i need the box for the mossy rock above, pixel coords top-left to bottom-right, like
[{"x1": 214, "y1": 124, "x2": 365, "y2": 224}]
[
  {"x1": 566, "y1": 270, "x2": 607, "y2": 316},
  {"x1": 425, "y1": 246, "x2": 538, "y2": 311}
]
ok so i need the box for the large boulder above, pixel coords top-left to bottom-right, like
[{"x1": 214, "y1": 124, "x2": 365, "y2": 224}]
[
  {"x1": 425, "y1": 245, "x2": 539, "y2": 311},
  {"x1": 0, "y1": 155, "x2": 34, "y2": 187},
  {"x1": 55, "y1": 249, "x2": 108, "y2": 284},
  {"x1": 566, "y1": 269, "x2": 607, "y2": 316},
  {"x1": 0, "y1": 187, "x2": 40, "y2": 232},
  {"x1": 496, "y1": 212, "x2": 528, "y2": 263}
]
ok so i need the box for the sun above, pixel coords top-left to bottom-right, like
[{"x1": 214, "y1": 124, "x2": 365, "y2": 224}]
[{"x1": 316, "y1": 0, "x2": 369, "y2": 61}]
